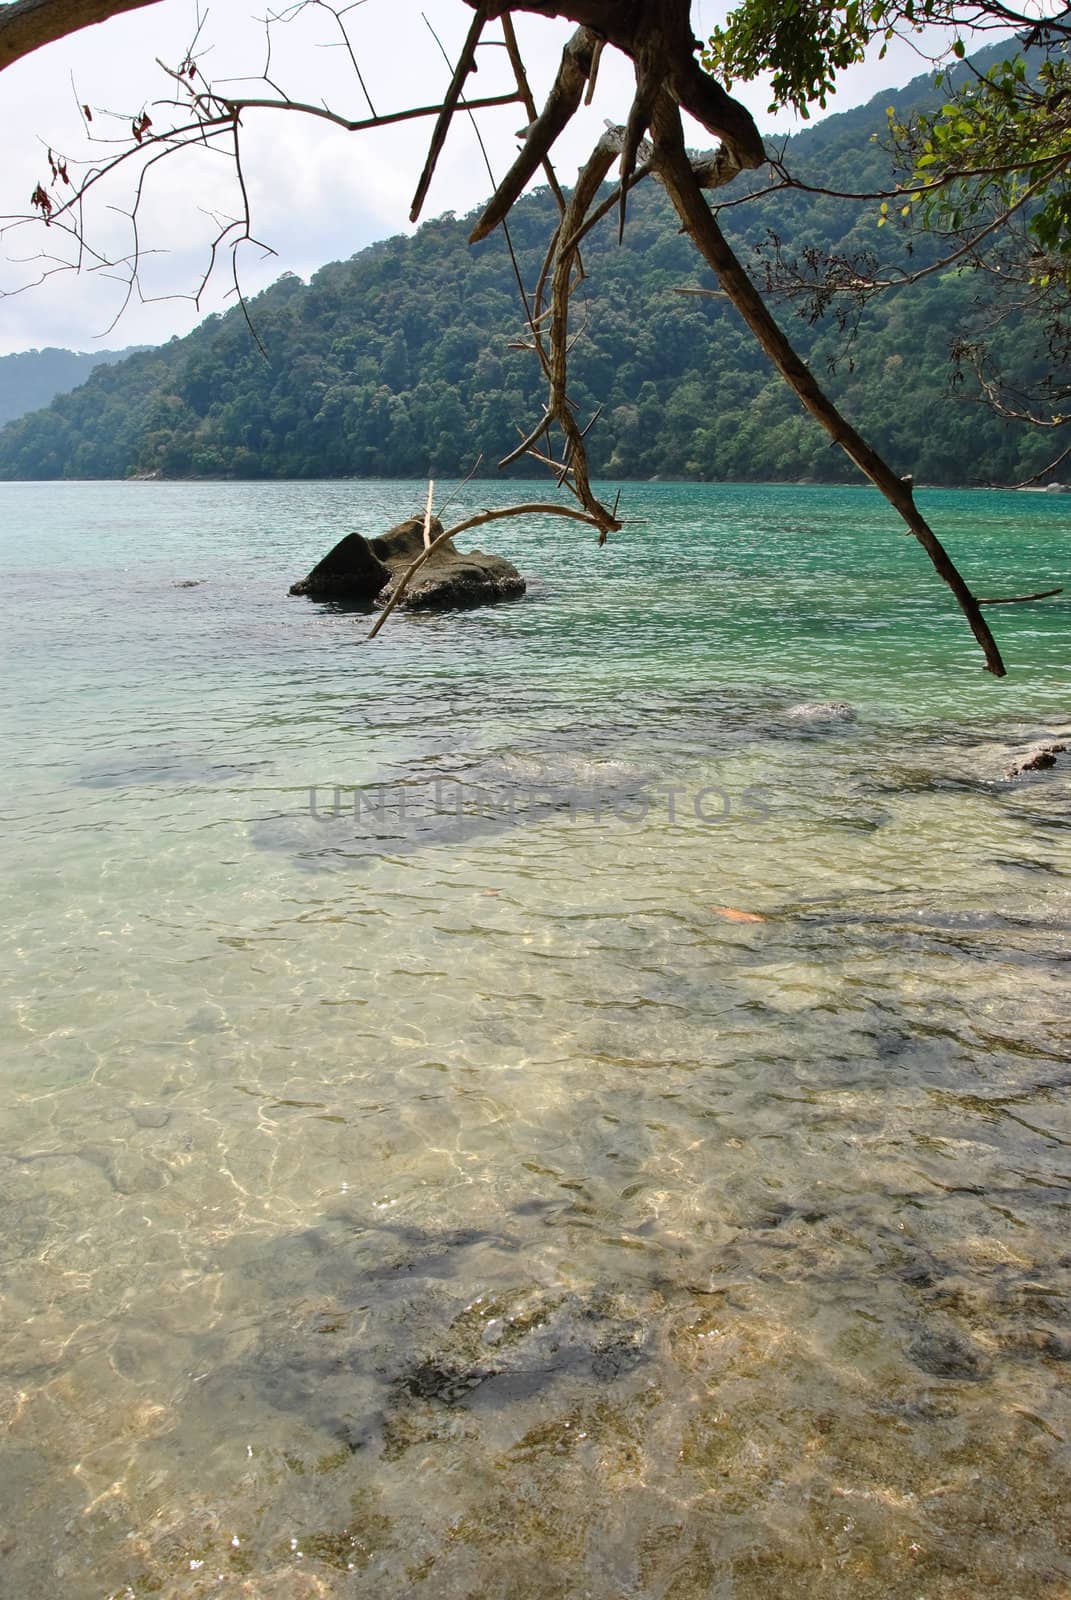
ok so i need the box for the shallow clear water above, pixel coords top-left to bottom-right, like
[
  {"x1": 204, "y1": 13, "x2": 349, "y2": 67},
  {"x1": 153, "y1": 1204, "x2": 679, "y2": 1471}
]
[{"x1": 1, "y1": 479, "x2": 1070, "y2": 1599}]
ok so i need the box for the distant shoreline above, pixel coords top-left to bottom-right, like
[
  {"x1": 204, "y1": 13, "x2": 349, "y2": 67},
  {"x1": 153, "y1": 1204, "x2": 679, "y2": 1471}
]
[{"x1": 0, "y1": 473, "x2": 1058, "y2": 492}]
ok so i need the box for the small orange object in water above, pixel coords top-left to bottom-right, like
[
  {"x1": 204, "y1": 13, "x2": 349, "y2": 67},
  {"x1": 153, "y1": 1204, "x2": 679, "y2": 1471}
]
[{"x1": 710, "y1": 906, "x2": 766, "y2": 923}]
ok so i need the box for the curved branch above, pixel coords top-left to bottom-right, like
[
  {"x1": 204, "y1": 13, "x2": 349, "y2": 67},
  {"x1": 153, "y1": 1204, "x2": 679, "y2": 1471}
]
[
  {"x1": 1011, "y1": 440, "x2": 1071, "y2": 487},
  {"x1": 828, "y1": 156, "x2": 1071, "y2": 295},
  {"x1": 977, "y1": 587, "x2": 1063, "y2": 604},
  {"x1": 203, "y1": 89, "x2": 524, "y2": 137},
  {"x1": 367, "y1": 500, "x2": 605, "y2": 638},
  {"x1": 765, "y1": 151, "x2": 1071, "y2": 206}
]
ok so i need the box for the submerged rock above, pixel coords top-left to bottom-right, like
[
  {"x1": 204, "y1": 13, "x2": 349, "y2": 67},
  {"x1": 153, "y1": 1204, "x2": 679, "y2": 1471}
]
[
  {"x1": 290, "y1": 514, "x2": 525, "y2": 612},
  {"x1": 1005, "y1": 742, "x2": 1067, "y2": 779},
  {"x1": 785, "y1": 701, "x2": 857, "y2": 724},
  {"x1": 907, "y1": 1326, "x2": 989, "y2": 1381}
]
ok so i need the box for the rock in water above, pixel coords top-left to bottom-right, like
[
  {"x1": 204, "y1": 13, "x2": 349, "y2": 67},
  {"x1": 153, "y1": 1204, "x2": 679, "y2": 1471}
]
[
  {"x1": 384, "y1": 553, "x2": 527, "y2": 610},
  {"x1": 1005, "y1": 741, "x2": 1067, "y2": 778},
  {"x1": 368, "y1": 516, "x2": 439, "y2": 564},
  {"x1": 373, "y1": 515, "x2": 526, "y2": 611},
  {"x1": 785, "y1": 701, "x2": 857, "y2": 724},
  {"x1": 289, "y1": 514, "x2": 525, "y2": 612},
  {"x1": 288, "y1": 531, "x2": 391, "y2": 603}
]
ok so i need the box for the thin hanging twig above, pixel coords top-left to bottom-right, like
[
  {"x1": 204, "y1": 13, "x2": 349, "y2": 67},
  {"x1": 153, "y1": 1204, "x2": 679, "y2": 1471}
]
[{"x1": 436, "y1": 453, "x2": 485, "y2": 523}]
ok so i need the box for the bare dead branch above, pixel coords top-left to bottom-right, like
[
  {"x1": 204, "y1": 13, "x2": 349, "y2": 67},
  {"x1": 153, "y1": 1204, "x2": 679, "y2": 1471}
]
[
  {"x1": 649, "y1": 91, "x2": 1009, "y2": 677},
  {"x1": 469, "y1": 25, "x2": 597, "y2": 244},
  {"x1": 976, "y1": 588, "x2": 1064, "y2": 604},
  {"x1": 410, "y1": 3, "x2": 488, "y2": 223},
  {"x1": 197, "y1": 88, "x2": 524, "y2": 136},
  {"x1": 499, "y1": 11, "x2": 569, "y2": 217},
  {"x1": 421, "y1": 479, "x2": 435, "y2": 548}
]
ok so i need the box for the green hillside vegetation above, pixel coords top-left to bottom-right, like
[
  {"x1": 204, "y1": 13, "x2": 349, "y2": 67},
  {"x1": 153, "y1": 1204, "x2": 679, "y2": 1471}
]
[
  {"x1": 0, "y1": 345, "x2": 144, "y2": 429},
  {"x1": 0, "y1": 53, "x2": 1059, "y2": 487}
]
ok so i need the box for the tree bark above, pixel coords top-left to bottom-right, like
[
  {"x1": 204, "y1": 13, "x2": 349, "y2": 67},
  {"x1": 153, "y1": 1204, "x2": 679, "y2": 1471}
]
[
  {"x1": 0, "y1": 0, "x2": 162, "y2": 73},
  {"x1": 466, "y1": 0, "x2": 765, "y2": 172}
]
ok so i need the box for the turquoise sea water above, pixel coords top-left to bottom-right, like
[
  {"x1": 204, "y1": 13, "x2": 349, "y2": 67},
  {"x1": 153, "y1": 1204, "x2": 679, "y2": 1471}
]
[{"x1": 1, "y1": 479, "x2": 1070, "y2": 1599}]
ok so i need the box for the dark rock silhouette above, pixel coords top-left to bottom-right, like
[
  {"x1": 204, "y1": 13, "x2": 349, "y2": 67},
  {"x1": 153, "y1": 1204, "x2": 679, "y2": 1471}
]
[
  {"x1": 290, "y1": 514, "x2": 525, "y2": 611},
  {"x1": 288, "y1": 530, "x2": 391, "y2": 604}
]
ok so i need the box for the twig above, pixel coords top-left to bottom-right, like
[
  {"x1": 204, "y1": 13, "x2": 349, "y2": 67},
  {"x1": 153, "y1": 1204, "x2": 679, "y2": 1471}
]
[
  {"x1": 422, "y1": 478, "x2": 435, "y2": 548},
  {"x1": 436, "y1": 453, "x2": 484, "y2": 523},
  {"x1": 1011, "y1": 439, "x2": 1071, "y2": 488},
  {"x1": 977, "y1": 587, "x2": 1063, "y2": 604}
]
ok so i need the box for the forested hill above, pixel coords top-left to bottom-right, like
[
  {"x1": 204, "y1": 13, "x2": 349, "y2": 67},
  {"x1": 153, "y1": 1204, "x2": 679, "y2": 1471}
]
[
  {"x1": 0, "y1": 346, "x2": 144, "y2": 429},
  {"x1": 0, "y1": 48, "x2": 1056, "y2": 486}
]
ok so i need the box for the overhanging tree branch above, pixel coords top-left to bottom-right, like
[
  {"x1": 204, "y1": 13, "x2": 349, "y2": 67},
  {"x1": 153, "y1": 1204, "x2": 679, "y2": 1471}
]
[
  {"x1": 649, "y1": 91, "x2": 1009, "y2": 676},
  {"x1": 1, "y1": 0, "x2": 1059, "y2": 670},
  {"x1": 0, "y1": 0, "x2": 163, "y2": 73}
]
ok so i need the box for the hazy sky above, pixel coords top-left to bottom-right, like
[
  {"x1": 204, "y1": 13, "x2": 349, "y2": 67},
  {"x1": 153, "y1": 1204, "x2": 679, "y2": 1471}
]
[{"x1": 0, "y1": 1, "x2": 948, "y2": 355}]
